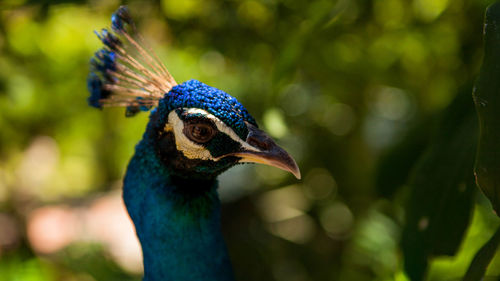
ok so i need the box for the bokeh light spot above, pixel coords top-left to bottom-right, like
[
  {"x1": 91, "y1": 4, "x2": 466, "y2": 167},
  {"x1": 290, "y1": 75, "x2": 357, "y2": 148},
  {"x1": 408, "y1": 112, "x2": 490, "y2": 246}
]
[
  {"x1": 373, "y1": 0, "x2": 406, "y2": 28},
  {"x1": 6, "y1": 12, "x2": 39, "y2": 56},
  {"x1": 413, "y1": 0, "x2": 449, "y2": 22},
  {"x1": 199, "y1": 51, "x2": 226, "y2": 76},
  {"x1": 263, "y1": 108, "x2": 289, "y2": 138},
  {"x1": 279, "y1": 83, "x2": 311, "y2": 117},
  {"x1": 17, "y1": 136, "x2": 59, "y2": 198},
  {"x1": 372, "y1": 86, "x2": 412, "y2": 121},
  {"x1": 304, "y1": 168, "x2": 337, "y2": 200},
  {"x1": 161, "y1": 0, "x2": 203, "y2": 20},
  {"x1": 256, "y1": 184, "x2": 310, "y2": 222},
  {"x1": 320, "y1": 202, "x2": 354, "y2": 239},
  {"x1": 27, "y1": 206, "x2": 77, "y2": 254},
  {"x1": 237, "y1": 1, "x2": 272, "y2": 29}
]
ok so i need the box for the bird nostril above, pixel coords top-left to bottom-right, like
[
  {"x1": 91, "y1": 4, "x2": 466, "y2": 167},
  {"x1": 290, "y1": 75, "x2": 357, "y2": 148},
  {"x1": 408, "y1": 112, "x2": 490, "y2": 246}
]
[{"x1": 247, "y1": 136, "x2": 270, "y2": 151}]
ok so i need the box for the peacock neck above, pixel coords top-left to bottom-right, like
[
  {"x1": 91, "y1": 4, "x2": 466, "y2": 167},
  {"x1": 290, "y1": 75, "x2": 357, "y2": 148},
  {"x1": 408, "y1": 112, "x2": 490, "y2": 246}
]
[{"x1": 123, "y1": 139, "x2": 235, "y2": 281}]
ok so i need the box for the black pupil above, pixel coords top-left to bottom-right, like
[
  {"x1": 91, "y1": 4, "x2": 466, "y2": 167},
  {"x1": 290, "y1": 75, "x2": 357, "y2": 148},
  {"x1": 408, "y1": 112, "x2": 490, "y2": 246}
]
[
  {"x1": 187, "y1": 123, "x2": 214, "y2": 143},
  {"x1": 193, "y1": 125, "x2": 208, "y2": 139}
]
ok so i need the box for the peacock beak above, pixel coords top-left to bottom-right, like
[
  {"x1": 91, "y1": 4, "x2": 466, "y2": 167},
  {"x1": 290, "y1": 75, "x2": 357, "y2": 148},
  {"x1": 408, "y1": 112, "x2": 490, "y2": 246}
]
[{"x1": 229, "y1": 122, "x2": 301, "y2": 179}]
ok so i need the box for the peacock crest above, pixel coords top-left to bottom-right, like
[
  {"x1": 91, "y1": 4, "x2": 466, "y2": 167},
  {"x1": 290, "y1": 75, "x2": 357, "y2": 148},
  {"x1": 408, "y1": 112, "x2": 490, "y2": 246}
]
[{"x1": 87, "y1": 6, "x2": 176, "y2": 116}]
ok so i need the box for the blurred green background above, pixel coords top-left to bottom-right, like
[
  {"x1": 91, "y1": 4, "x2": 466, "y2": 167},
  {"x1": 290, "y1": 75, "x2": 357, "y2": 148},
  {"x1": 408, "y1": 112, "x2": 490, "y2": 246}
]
[{"x1": 1, "y1": 0, "x2": 500, "y2": 280}]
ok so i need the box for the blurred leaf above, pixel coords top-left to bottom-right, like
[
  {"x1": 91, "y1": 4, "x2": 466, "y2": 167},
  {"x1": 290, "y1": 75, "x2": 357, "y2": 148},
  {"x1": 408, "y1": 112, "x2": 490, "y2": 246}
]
[
  {"x1": 473, "y1": 2, "x2": 500, "y2": 216},
  {"x1": 375, "y1": 117, "x2": 433, "y2": 198},
  {"x1": 402, "y1": 86, "x2": 477, "y2": 281},
  {"x1": 273, "y1": 0, "x2": 338, "y2": 83},
  {"x1": 462, "y1": 226, "x2": 500, "y2": 281},
  {"x1": 0, "y1": 254, "x2": 55, "y2": 281}
]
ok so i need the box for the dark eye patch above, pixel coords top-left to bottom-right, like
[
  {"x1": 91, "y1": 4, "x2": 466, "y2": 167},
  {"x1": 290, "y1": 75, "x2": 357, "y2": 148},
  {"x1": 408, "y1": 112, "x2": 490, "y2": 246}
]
[{"x1": 205, "y1": 132, "x2": 242, "y2": 158}]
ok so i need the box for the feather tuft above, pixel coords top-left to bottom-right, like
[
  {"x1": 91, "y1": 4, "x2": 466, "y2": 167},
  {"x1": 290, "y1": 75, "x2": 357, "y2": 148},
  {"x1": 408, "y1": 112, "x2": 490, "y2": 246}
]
[{"x1": 87, "y1": 5, "x2": 176, "y2": 116}]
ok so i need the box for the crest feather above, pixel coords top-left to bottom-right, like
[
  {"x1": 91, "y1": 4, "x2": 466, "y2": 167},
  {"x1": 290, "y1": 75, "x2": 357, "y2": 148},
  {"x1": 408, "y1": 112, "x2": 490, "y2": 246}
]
[{"x1": 87, "y1": 6, "x2": 177, "y2": 116}]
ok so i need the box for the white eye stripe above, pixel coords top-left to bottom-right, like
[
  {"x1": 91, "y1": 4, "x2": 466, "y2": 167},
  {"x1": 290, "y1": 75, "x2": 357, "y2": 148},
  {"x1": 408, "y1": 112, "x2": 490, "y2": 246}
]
[
  {"x1": 164, "y1": 108, "x2": 260, "y2": 161},
  {"x1": 181, "y1": 108, "x2": 259, "y2": 152},
  {"x1": 166, "y1": 111, "x2": 213, "y2": 160}
]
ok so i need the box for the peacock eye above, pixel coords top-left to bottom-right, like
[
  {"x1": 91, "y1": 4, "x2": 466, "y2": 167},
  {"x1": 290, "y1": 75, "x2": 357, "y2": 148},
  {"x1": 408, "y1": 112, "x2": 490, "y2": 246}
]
[{"x1": 184, "y1": 122, "x2": 216, "y2": 143}]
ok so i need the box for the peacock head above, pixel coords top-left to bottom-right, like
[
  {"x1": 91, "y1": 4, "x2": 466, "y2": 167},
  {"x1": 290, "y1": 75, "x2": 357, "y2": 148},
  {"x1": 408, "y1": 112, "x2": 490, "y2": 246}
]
[{"x1": 87, "y1": 6, "x2": 300, "y2": 180}]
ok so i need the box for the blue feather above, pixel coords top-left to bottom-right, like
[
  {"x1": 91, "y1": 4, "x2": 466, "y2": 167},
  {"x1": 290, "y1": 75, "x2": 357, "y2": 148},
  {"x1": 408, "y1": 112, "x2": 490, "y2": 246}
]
[
  {"x1": 94, "y1": 49, "x2": 117, "y2": 72},
  {"x1": 87, "y1": 73, "x2": 110, "y2": 108},
  {"x1": 87, "y1": 48, "x2": 118, "y2": 108},
  {"x1": 111, "y1": 6, "x2": 134, "y2": 33},
  {"x1": 125, "y1": 97, "x2": 154, "y2": 117},
  {"x1": 95, "y1": 29, "x2": 122, "y2": 51}
]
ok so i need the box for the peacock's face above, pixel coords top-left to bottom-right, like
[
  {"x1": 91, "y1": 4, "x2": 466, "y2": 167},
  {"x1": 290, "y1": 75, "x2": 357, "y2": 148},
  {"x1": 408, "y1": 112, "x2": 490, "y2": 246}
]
[{"x1": 151, "y1": 80, "x2": 300, "y2": 179}]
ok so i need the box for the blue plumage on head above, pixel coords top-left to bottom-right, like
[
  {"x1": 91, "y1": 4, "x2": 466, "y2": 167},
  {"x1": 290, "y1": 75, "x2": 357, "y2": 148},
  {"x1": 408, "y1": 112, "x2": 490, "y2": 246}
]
[{"x1": 157, "y1": 79, "x2": 257, "y2": 139}]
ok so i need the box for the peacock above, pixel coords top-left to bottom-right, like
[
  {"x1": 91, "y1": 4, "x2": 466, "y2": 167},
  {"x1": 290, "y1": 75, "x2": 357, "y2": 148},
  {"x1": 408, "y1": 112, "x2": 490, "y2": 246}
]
[{"x1": 87, "y1": 6, "x2": 300, "y2": 281}]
